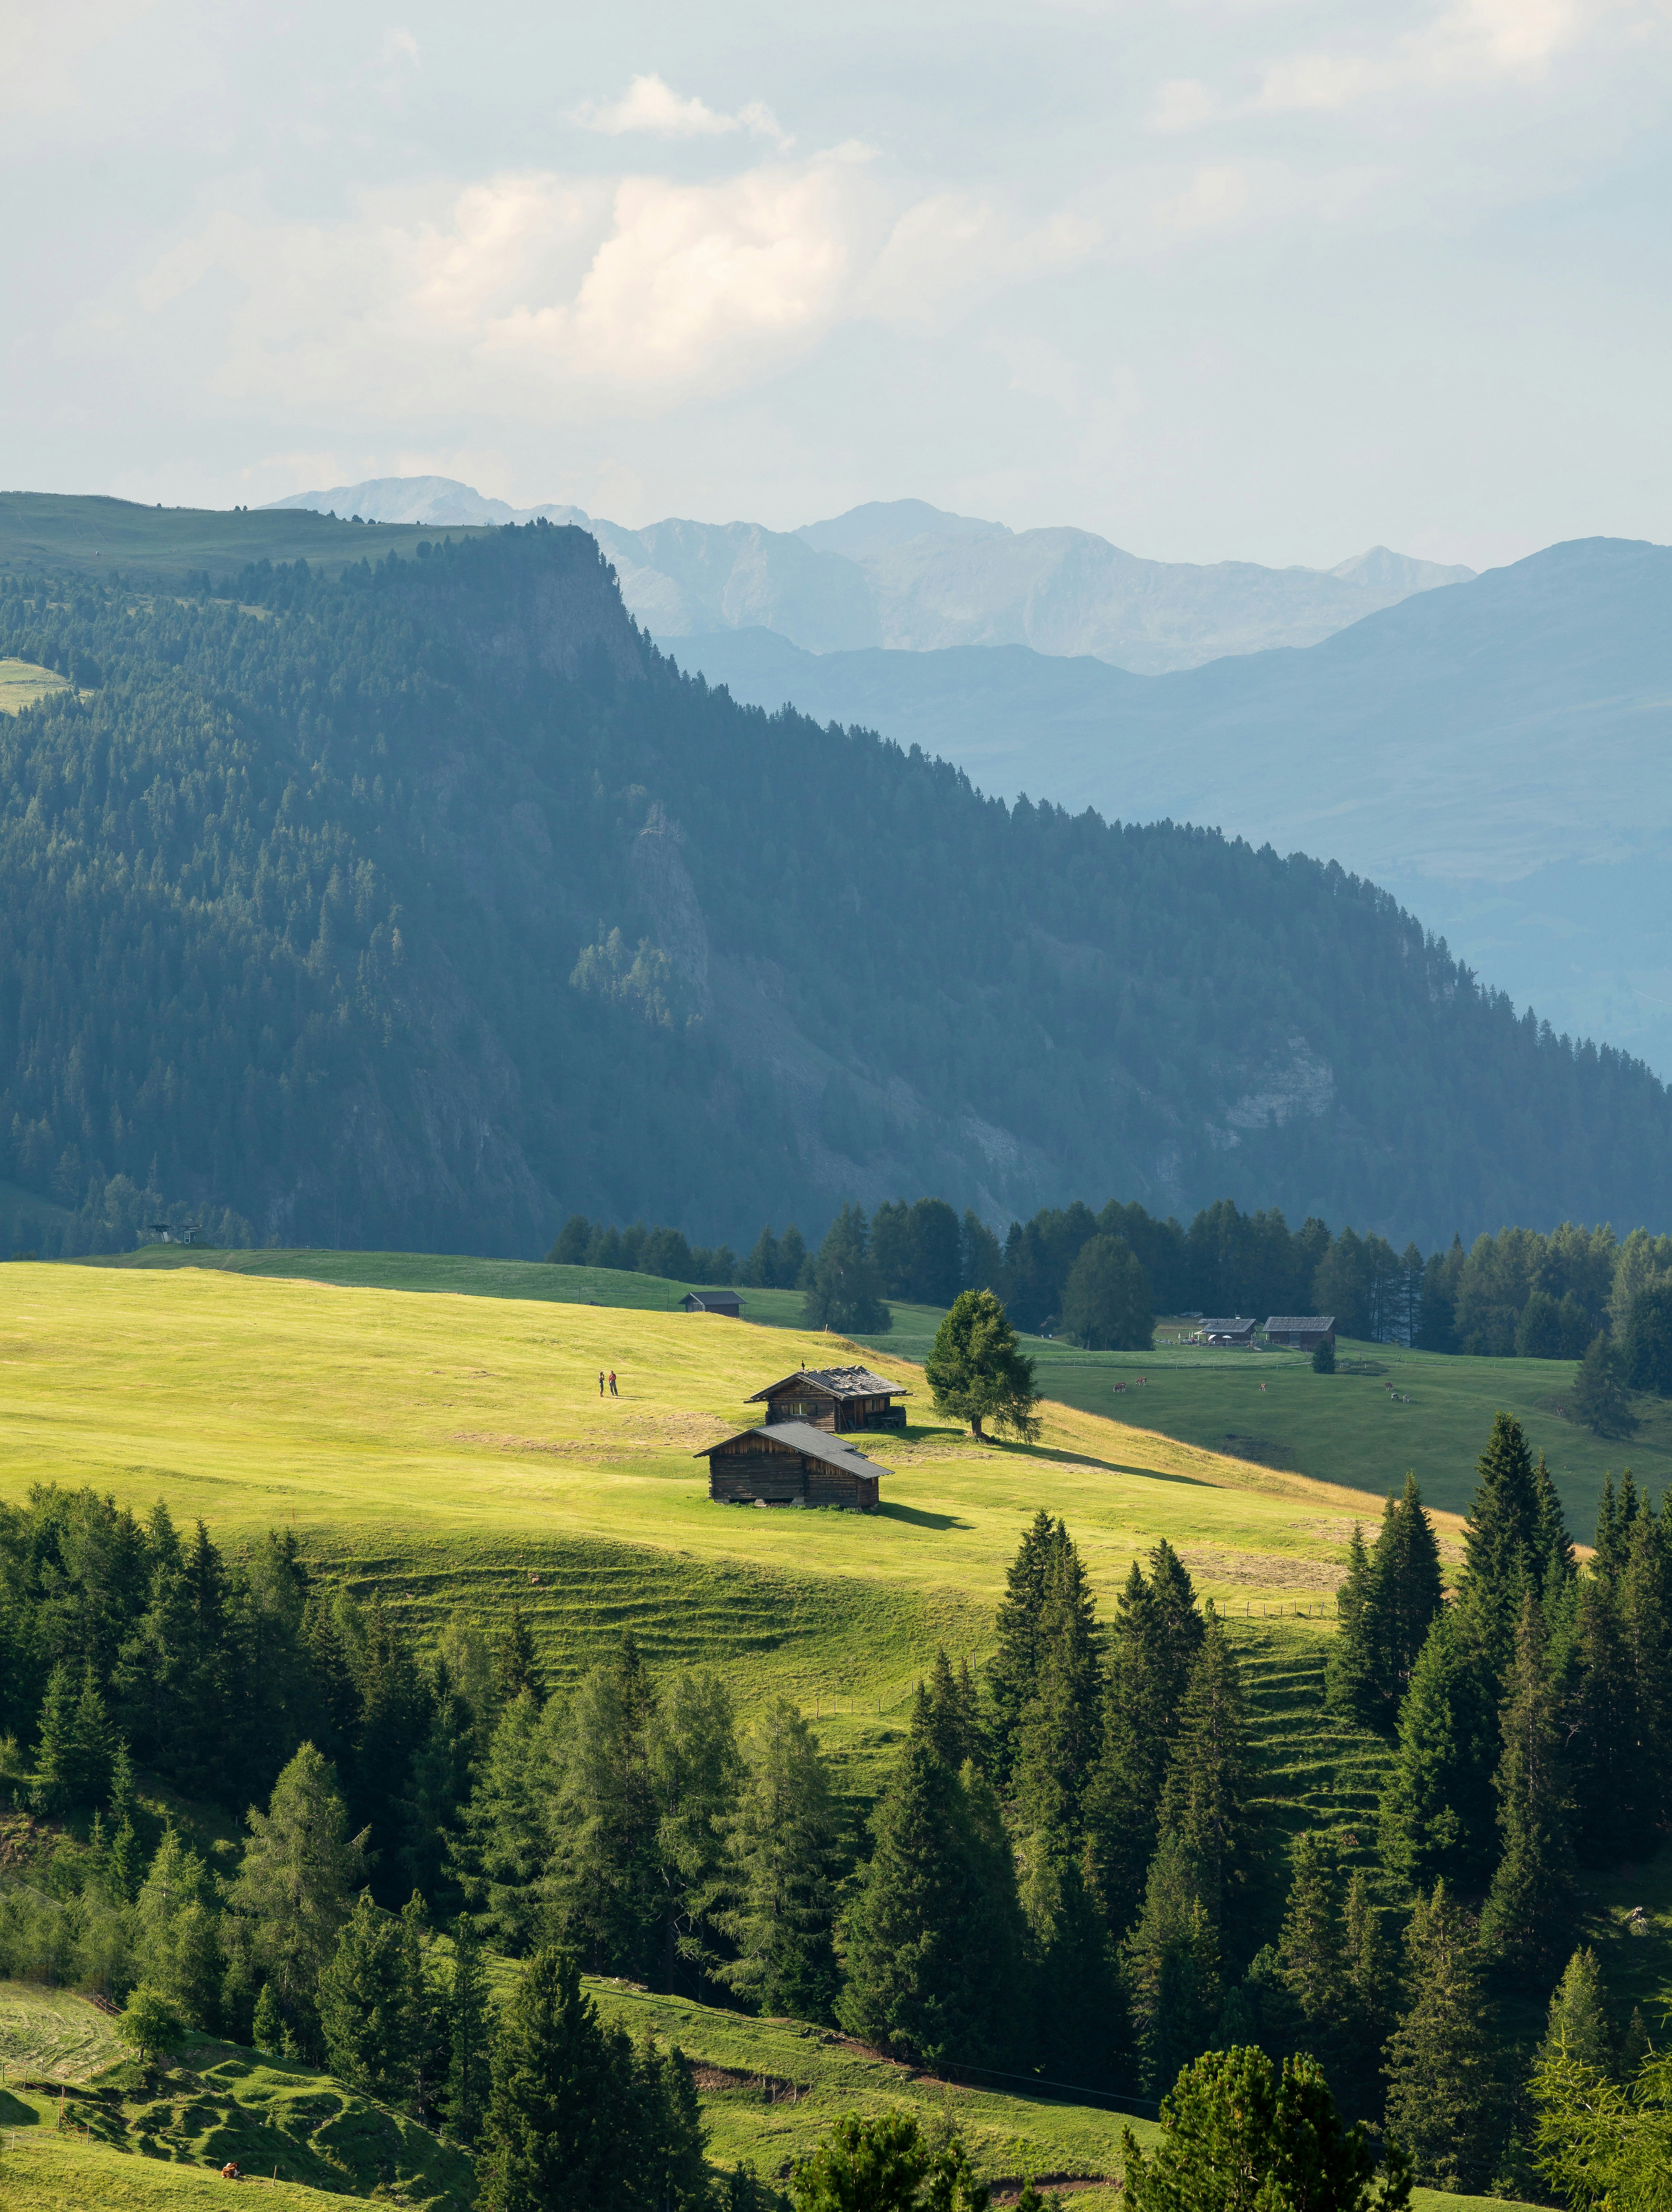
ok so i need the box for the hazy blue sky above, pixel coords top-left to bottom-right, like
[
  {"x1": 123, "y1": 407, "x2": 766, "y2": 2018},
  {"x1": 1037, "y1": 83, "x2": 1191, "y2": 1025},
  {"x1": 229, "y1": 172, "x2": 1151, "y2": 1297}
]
[{"x1": 6, "y1": 0, "x2": 1669, "y2": 566}]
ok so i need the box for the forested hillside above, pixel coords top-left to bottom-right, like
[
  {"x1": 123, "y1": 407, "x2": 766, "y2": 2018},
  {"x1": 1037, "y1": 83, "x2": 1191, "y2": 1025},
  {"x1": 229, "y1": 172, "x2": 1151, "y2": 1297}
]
[{"x1": 1, "y1": 509, "x2": 1669, "y2": 1255}]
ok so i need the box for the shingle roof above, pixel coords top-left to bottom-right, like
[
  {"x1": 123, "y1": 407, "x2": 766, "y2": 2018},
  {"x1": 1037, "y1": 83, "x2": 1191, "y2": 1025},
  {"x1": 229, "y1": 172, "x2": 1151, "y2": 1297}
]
[
  {"x1": 1200, "y1": 1317, "x2": 1257, "y2": 1333},
  {"x1": 695, "y1": 1422, "x2": 890, "y2": 1480},
  {"x1": 1264, "y1": 1316, "x2": 1337, "y2": 1333},
  {"x1": 746, "y1": 1366, "x2": 910, "y2": 1402}
]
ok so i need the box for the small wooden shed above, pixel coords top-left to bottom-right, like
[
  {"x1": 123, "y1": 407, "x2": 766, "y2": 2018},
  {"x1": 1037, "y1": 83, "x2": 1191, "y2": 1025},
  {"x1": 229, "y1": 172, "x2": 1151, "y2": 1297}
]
[
  {"x1": 699, "y1": 1422, "x2": 885, "y2": 1511},
  {"x1": 1201, "y1": 1317, "x2": 1257, "y2": 1347},
  {"x1": 1264, "y1": 1315, "x2": 1337, "y2": 1350},
  {"x1": 747, "y1": 1366, "x2": 909, "y2": 1433},
  {"x1": 679, "y1": 1289, "x2": 744, "y2": 1316}
]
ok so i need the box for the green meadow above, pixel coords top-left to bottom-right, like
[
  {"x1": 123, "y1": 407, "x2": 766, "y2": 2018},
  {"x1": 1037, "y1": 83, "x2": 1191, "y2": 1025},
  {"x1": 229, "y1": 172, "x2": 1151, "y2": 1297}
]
[{"x1": 0, "y1": 657, "x2": 73, "y2": 715}]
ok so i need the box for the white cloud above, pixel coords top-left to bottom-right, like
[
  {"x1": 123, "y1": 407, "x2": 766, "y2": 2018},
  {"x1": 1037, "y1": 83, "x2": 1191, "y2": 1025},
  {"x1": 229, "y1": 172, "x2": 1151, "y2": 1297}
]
[
  {"x1": 573, "y1": 74, "x2": 790, "y2": 148},
  {"x1": 125, "y1": 146, "x2": 1056, "y2": 420},
  {"x1": 379, "y1": 26, "x2": 420, "y2": 68}
]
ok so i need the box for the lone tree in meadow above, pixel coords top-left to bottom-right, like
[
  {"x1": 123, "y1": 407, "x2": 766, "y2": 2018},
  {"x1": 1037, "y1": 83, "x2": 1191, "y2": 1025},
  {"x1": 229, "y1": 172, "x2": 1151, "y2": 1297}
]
[
  {"x1": 1571, "y1": 1334, "x2": 1636, "y2": 1439},
  {"x1": 925, "y1": 1289, "x2": 1041, "y2": 1442}
]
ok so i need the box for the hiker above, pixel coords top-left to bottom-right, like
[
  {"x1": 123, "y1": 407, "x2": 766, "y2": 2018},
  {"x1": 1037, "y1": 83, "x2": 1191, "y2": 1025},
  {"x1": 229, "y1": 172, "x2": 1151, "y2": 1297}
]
[
  {"x1": 598, "y1": 1370, "x2": 605, "y2": 1395},
  {"x1": 609, "y1": 1369, "x2": 618, "y2": 1396}
]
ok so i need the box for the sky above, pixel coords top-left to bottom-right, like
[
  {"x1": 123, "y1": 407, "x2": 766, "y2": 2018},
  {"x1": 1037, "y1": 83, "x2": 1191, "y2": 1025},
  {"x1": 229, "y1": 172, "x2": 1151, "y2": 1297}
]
[{"x1": 4, "y1": 0, "x2": 1671, "y2": 568}]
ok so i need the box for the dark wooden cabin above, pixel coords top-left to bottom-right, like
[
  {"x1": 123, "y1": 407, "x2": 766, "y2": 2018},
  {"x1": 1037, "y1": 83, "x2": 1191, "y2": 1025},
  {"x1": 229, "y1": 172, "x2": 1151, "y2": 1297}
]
[
  {"x1": 747, "y1": 1366, "x2": 909, "y2": 1433},
  {"x1": 679, "y1": 1289, "x2": 744, "y2": 1316},
  {"x1": 698, "y1": 1422, "x2": 885, "y2": 1511},
  {"x1": 1201, "y1": 1317, "x2": 1257, "y2": 1347},
  {"x1": 1263, "y1": 1315, "x2": 1337, "y2": 1350}
]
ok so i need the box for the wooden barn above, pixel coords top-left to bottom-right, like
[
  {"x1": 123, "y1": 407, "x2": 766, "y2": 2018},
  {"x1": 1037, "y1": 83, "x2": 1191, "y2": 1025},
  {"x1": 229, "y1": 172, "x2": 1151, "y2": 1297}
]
[
  {"x1": 1264, "y1": 1315, "x2": 1337, "y2": 1350},
  {"x1": 747, "y1": 1366, "x2": 909, "y2": 1433},
  {"x1": 679, "y1": 1289, "x2": 744, "y2": 1316},
  {"x1": 1201, "y1": 1317, "x2": 1257, "y2": 1347},
  {"x1": 698, "y1": 1422, "x2": 886, "y2": 1511}
]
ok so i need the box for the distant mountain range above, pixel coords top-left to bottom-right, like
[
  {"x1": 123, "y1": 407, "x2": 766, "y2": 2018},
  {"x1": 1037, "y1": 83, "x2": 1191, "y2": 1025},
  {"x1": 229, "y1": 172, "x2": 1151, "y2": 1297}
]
[
  {"x1": 264, "y1": 478, "x2": 1672, "y2": 1082},
  {"x1": 667, "y1": 538, "x2": 1672, "y2": 1081},
  {"x1": 265, "y1": 476, "x2": 1470, "y2": 674}
]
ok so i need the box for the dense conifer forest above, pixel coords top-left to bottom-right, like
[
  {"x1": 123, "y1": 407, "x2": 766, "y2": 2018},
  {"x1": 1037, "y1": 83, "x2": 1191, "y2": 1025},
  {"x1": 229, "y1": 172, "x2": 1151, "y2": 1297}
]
[
  {"x1": 2, "y1": 1413, "x2": 1668, "y2": 2197},
  {"x1": 2, "y1": 523, "x2": 1670, "y2": 1257}
]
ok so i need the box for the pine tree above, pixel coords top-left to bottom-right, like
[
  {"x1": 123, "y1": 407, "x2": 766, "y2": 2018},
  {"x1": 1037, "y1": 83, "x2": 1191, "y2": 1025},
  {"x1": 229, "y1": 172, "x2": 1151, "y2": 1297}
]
[
  {"x1": 1121, "y1": 1832, "x2": 1221, "y2": 2098},
  {"x1": 443, "y1": 1914, "x2": 494, "y2": 2147},
  {"x1": 1121, "y1": 2045, "x2": 1412, "y2": 2212},
  {"x1": 1378, "y1": 1473, "x2": 1445, "y2": 1702},
  {"x1": 1619, "y1": 2006, "x2": 1650, "y2": 2077},
  {"x1": 923, "y1": 1288, "x2": 1040, "y2": 1443},
  {"x1": 1325, "y1": 1525, "x2": 1384, "y2": 1727},
  {"x1": 1566, "y1": 1574, "x2": 1649, "y2": 1866},
  {"x1": 1619, "y1": 1507, "x2": 1672, "y2": 1833},
  {"x1": 988, "y1": 1512, "x2": 1063, "y2": 1783},
  {"x1": 1377, "y1": 1608, "x2": 1500, "y2": 1893},
  {"x1": 71, "y1": 1662, "x2": 116, "y2": 1804},
  {"x1": 1083, "y1": 1544, "x2": 1203, "y2": 1935},
  {"x1": 492, "y1": 1602, "x2": 544, "y2": 1710},
  {"x1": 1384, "y1": 1882, "x2": 1501, "y2": 2192},
  {"x1": 646, "y1": 1667, "x2": 742, "y2": 1993},
  {"x1": 477, "y1": 1947, "x2": 633, "y2": 2212},
  {"x1": 300, "y1": 1591, "x2": 364, "y2": 1770},
  {"x1": 801, "y1": 1204, "x2": 891, "y2": 1335},
  {"x1": 223, "y1": 1743, "x2": 368, "y2": 2048},
  {"x1": 319, "y1": 1891, "x2": 427, "y2": 2107},
  {"x1": 1459, "y1": 1412, "x2": 1545, "y2": 1673},
  {"x1": 837, "y1": 1702, "x2": 1025, "y2": 2067},
  {"x1": 459, "y1": 1689, "x2": 557, "y2": 1956},
  {"x1": 1539, "y1": 1947, "x2": 1611, "y2": 2076},
  {"x1": 547, "y1": 1635, "x2": 661, "y2": 1979},
  {"x1": 398, "y1": 1668, "x2": 478, "y2": 1913},
  {"x1": 1341, "y1": 1870, "x2": 1395, "y2": 2119},
  {"x1": 134, "y1": 1825, "x2": 222, "y2": 2026},
  {"x1": 31, "y1": 1659, "x2": 78, "y2": 1814},
  {"x1": 252, "y1": 1983, "x2": 283, "y2": 2053},
  {"x1": 1533, "y1": 1452, "x2": 1577, "y2": 1593},
  {"x1": 919, "y1": 1648, "x2": 983, "y2": 1775},
  {"x1": 1277, "y1": 1833, "x2": 1350, "y2": 2049},
  {"x1": 1480, "y1": 1595, "x2": 1577, "y2": 1983},
  {"x1": 717, "y1": 1697, "x2": 842, "y2": 2022},
  {"x1": 634, "y1": 2033, "x2": 710, "y2": 2212},
  {"x1": 1156, "y1": 1605, "x2": 1248, "y2": 1923},
  {"x1": 1572, "y1": 1334, "x2": 1636, "y2": 1440},
  {"x1": 1012, "y1": 1533, "x2": 1104, "y2": 1849},
  {"x1": 1025, "y1": 1842, "x2": 1123, "y2": 2089}
]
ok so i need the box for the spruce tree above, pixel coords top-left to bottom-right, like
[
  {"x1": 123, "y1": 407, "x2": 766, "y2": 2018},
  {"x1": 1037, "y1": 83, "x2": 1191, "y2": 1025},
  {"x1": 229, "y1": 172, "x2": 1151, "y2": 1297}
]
[
  {"x1": 31, "y1": 1660, "x2": 77, "y2": 1814},
  {"x1": 1377, "y1": 1608, "x2": 1500, "y2": 1893},
  {"x1": 252, "y1": 1983, "x2": 283, "y2": 2053},
  {"x1": 1156, "y1": 1605, "x2": 1249, "y2": 1923},
  {"x1": 1378, "y1": 1473, "x2": 1445, "y2": 1702},
  {"x1": 837, "y1": 1701, "x2": 1024, "y2": 2067},
  {"x1": 919, "y1": 1648, "x2": 983, "y2": 1775},
  {"x1": 1619, "y1": 1507, "x2": 1672, "y2": 1833},
  {"x1": 1121, "y1": 1831, "x2": 1221, "y2": 2098},
  {"x1": 1480, "y1": 1594, "x2": 1577, "y2": 1984},
  {"x1": 398, "y1": 1666, "x2": 477, "y2": 1912},
  {"x1": 1277, "y1": 1833, "x2": 1350, "y2": 2051},
  {"x1": 923, "y1": 1288, "x2": 1040, "y2": 1443},
  {"x1": 1566, "y1": 1574, "x2": 1649, "y2": 1866},
  {"x1": 1459, "y1": 1412, "x2": 1544, "y2": 1673},
  {"x1": 1533, "y1": 1452, "x2": 1577, "y2": 1594},
  {"x1": 318, "y1": 1891, "x2": 429, "y2": 2108},
  {"x1": 1539, "y1": 1947, "x2": 1611, "y2": 2076},
  {"x1": 988, "y1": 1512, "x2": 1063, "y2": 1783},
  {"x1": 477, "y1": 1947, "x2": 633, "y2": 2212},
  {"x1": 71, "y1": 1661, "x2": 116, "y2": 1805},
  {"x1": 492, "y1": 1602, "x2": 544, "y2": 1710},
  {"x1": 1384, "y1": 1882, "x2": 1500, "y2": 2192},
  {"x1": 459, "y1": 1688, "x2": 558, "y2": 1955},
  {"x1": 1325, "y1": 1525, "x2": 1384, "y2": 1728},
  {"x1": 717, "y1": 1696, "x2": 842, "y2": 2023},
  {"x1": 1571, "y1": 1335, "x2": 1636, "y2": 1440},
  {"x1": 1012, "y1": 1532, "x2": 1104, "y2": 1847},
  {"x1": 546, "y1": 1635, "x2": 661, "y2": 1978},
  {"x1": 443, "y1": 1914, "x2": 494, "y2": 2147},
  {"x1": 646, "y1": 1667, "x2": 742, "y2": 1992},
  {"x1": 1342, "y1": 1870, "x2": 1395, "y2": 2120},
  {"x1": 634, "y1": 2033, "x2": 709, "y2": 2212},
  {"x1": 224, "y1": 1743, "x2": 368, "y2": 2048}
]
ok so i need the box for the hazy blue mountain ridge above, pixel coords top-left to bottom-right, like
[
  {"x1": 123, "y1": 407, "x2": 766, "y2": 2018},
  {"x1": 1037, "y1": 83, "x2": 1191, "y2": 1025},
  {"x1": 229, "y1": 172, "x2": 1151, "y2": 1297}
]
[{"x1": 266, "y1": 476, "x2": 1467, "y2": 672}]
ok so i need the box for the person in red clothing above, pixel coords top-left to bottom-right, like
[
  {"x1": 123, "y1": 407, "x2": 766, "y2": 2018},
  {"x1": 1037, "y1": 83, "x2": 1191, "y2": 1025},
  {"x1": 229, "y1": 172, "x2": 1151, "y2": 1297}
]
[{"x1": 608, "y1": 1369, "x2": 619, "y2": 1396}]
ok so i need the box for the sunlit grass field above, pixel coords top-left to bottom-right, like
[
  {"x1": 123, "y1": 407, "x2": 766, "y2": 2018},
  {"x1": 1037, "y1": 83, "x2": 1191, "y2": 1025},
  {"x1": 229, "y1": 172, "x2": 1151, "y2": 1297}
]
[
  {"x1": 0, "y1": 657, "x2": 73, "y2": 715},
  {"x1": 4, "y1": 1263, "x2": 1442, "y2": 1719}
]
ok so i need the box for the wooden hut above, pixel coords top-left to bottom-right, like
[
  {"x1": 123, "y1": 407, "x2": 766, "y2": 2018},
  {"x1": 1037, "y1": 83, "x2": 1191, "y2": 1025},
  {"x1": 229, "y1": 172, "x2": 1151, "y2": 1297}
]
[
  {"x1": 698, "y1": 1423, "x2": 885, "y2": 1511},
  {"x1": 747, "y1": 1366, "x2": 909, "y2": 1432},
  {"x1": 1201, "y1": 1317, "x2": 1257, "y2": 1347},
  {"x1": 1263, "y1": 1315, "x2": 1337, "y2": 1350},
  {"x1": 679, "y1": 1289, "x2": 744, "y2": 1316}
]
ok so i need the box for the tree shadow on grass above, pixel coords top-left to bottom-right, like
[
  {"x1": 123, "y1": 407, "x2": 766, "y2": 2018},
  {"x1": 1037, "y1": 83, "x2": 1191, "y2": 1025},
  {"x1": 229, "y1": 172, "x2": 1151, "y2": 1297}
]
[
  {"x1": 1001, "y1": 1439, "x2": 1217, "y2": 1487},
  {"x1": 876, "y1": 1502, "x2": 971, "y2": 1531}
]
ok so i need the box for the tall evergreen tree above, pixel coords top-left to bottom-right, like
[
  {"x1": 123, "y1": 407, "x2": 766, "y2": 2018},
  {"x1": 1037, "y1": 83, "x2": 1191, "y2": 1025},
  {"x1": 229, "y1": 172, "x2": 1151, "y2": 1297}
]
[
  {"x1": 223, "y1": 1743, "x2": 368, "y2": 2051},
  {"x1": 492, "y1": 1601, "x2": 544, "y2": 1710},
  {"x1": 547, "y1": 1635, "x2": 661, "y2": 1978},
  {"x1": 717, "y1": 1696, "x2": 842, "y2": 2023},
  {"x1": 1384, "y1": 1883, "x2": 1501, "y2": 2193},
  {"x1": 1084, "y1": 1543, "x2": 1203, "y2": 1935},
  {"x1": 1012, "y1": 1531, "x2": 1104, "y2": 1849},
  {"x1": 477, "y1": 1947, "x2": 633, "y2": 2212},
  {"x1": 1619, "y1": 1506, "x2": 1672, "y2": 1833},
  {"x1": 1539, "y1": 1947, "x2": 1612, "y2": 2077},
  {"x1": 1121, "y1": 1831, "x2": 1222, "y2": 2099},
  {"x1": 31, "y1": 1659, "x2": 78, "y2": 1814},
  {"x1": 632, "y1": 2032, "x2": 710, "y2": 2212},
  {"x1": 647, "y1": 1667, "x2": 742, "y2": 1993},
  {"x1": 1566, "y1": 1573, "x2": 1650, "y2": 1866},
  {"x1": 1277, "y1": 1833, "x2": 1351, "y2": 2051},
  {"x1": 837, "y1": 1699, "x2": 1025, "y2": 2067},
  {"x1": 1458, "y1": 1413, "x2": 1545, "y2": 1673},
  {"x1": 443, "y1": 1914, "x2": 494, "y2": 2147},
  {"x1": 1532, "y1": 1452, "x2": 1578, "y2": 1595},
  {"x1": 987, "y1": 1512, "x2": 1063, "y2": 1784},
  {"x1": 918, "y1": 1648, "x2": 984, "y2": 1775},
  {"x1": 1326, "y1": 1525, "x2": 1384, "y2": 1728},
  {"x1": 459, "y1": 1689, "x2": 557, "y2": 1956},
  {"x1": 923, "y1": 1288, "x2": 1040, "y2": 1443},
  {"x1": 319, "y1": 1890, "x2": 430, "y2": 2110},
  {"x1": 1379, "y1": 1473, "x2": 1445, "y2": 1702},
  {"x1": 133, "y1": 1825, "x2": 222, "y2": 2027},
  {"x1": 1480, "y1": 1594, "x2": 1577, "y2": 1984},
  {"x1": 1377, "y1": 1608, "x2": 1500, "y2": 1893},
  {"x1": 1156, "y1": 1605, "x2": 1249, "y2": 1924}
]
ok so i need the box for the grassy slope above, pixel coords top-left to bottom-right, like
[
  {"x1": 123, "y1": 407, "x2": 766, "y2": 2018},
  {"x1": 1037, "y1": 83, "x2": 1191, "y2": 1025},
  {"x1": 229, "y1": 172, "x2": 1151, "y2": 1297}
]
[
  {"x1": 0, "y1": 658, "x2": 73, "y2": 714},
  {"x1": 90, "y1": 1249, "x2": 1661, "y2": 1530},
  {"x1": 0, "y1": 491, "x2": 493, "y2": 585},
  {"x1": 1, "y1": 1265, "x2": 1444, "y2": 1726}
]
